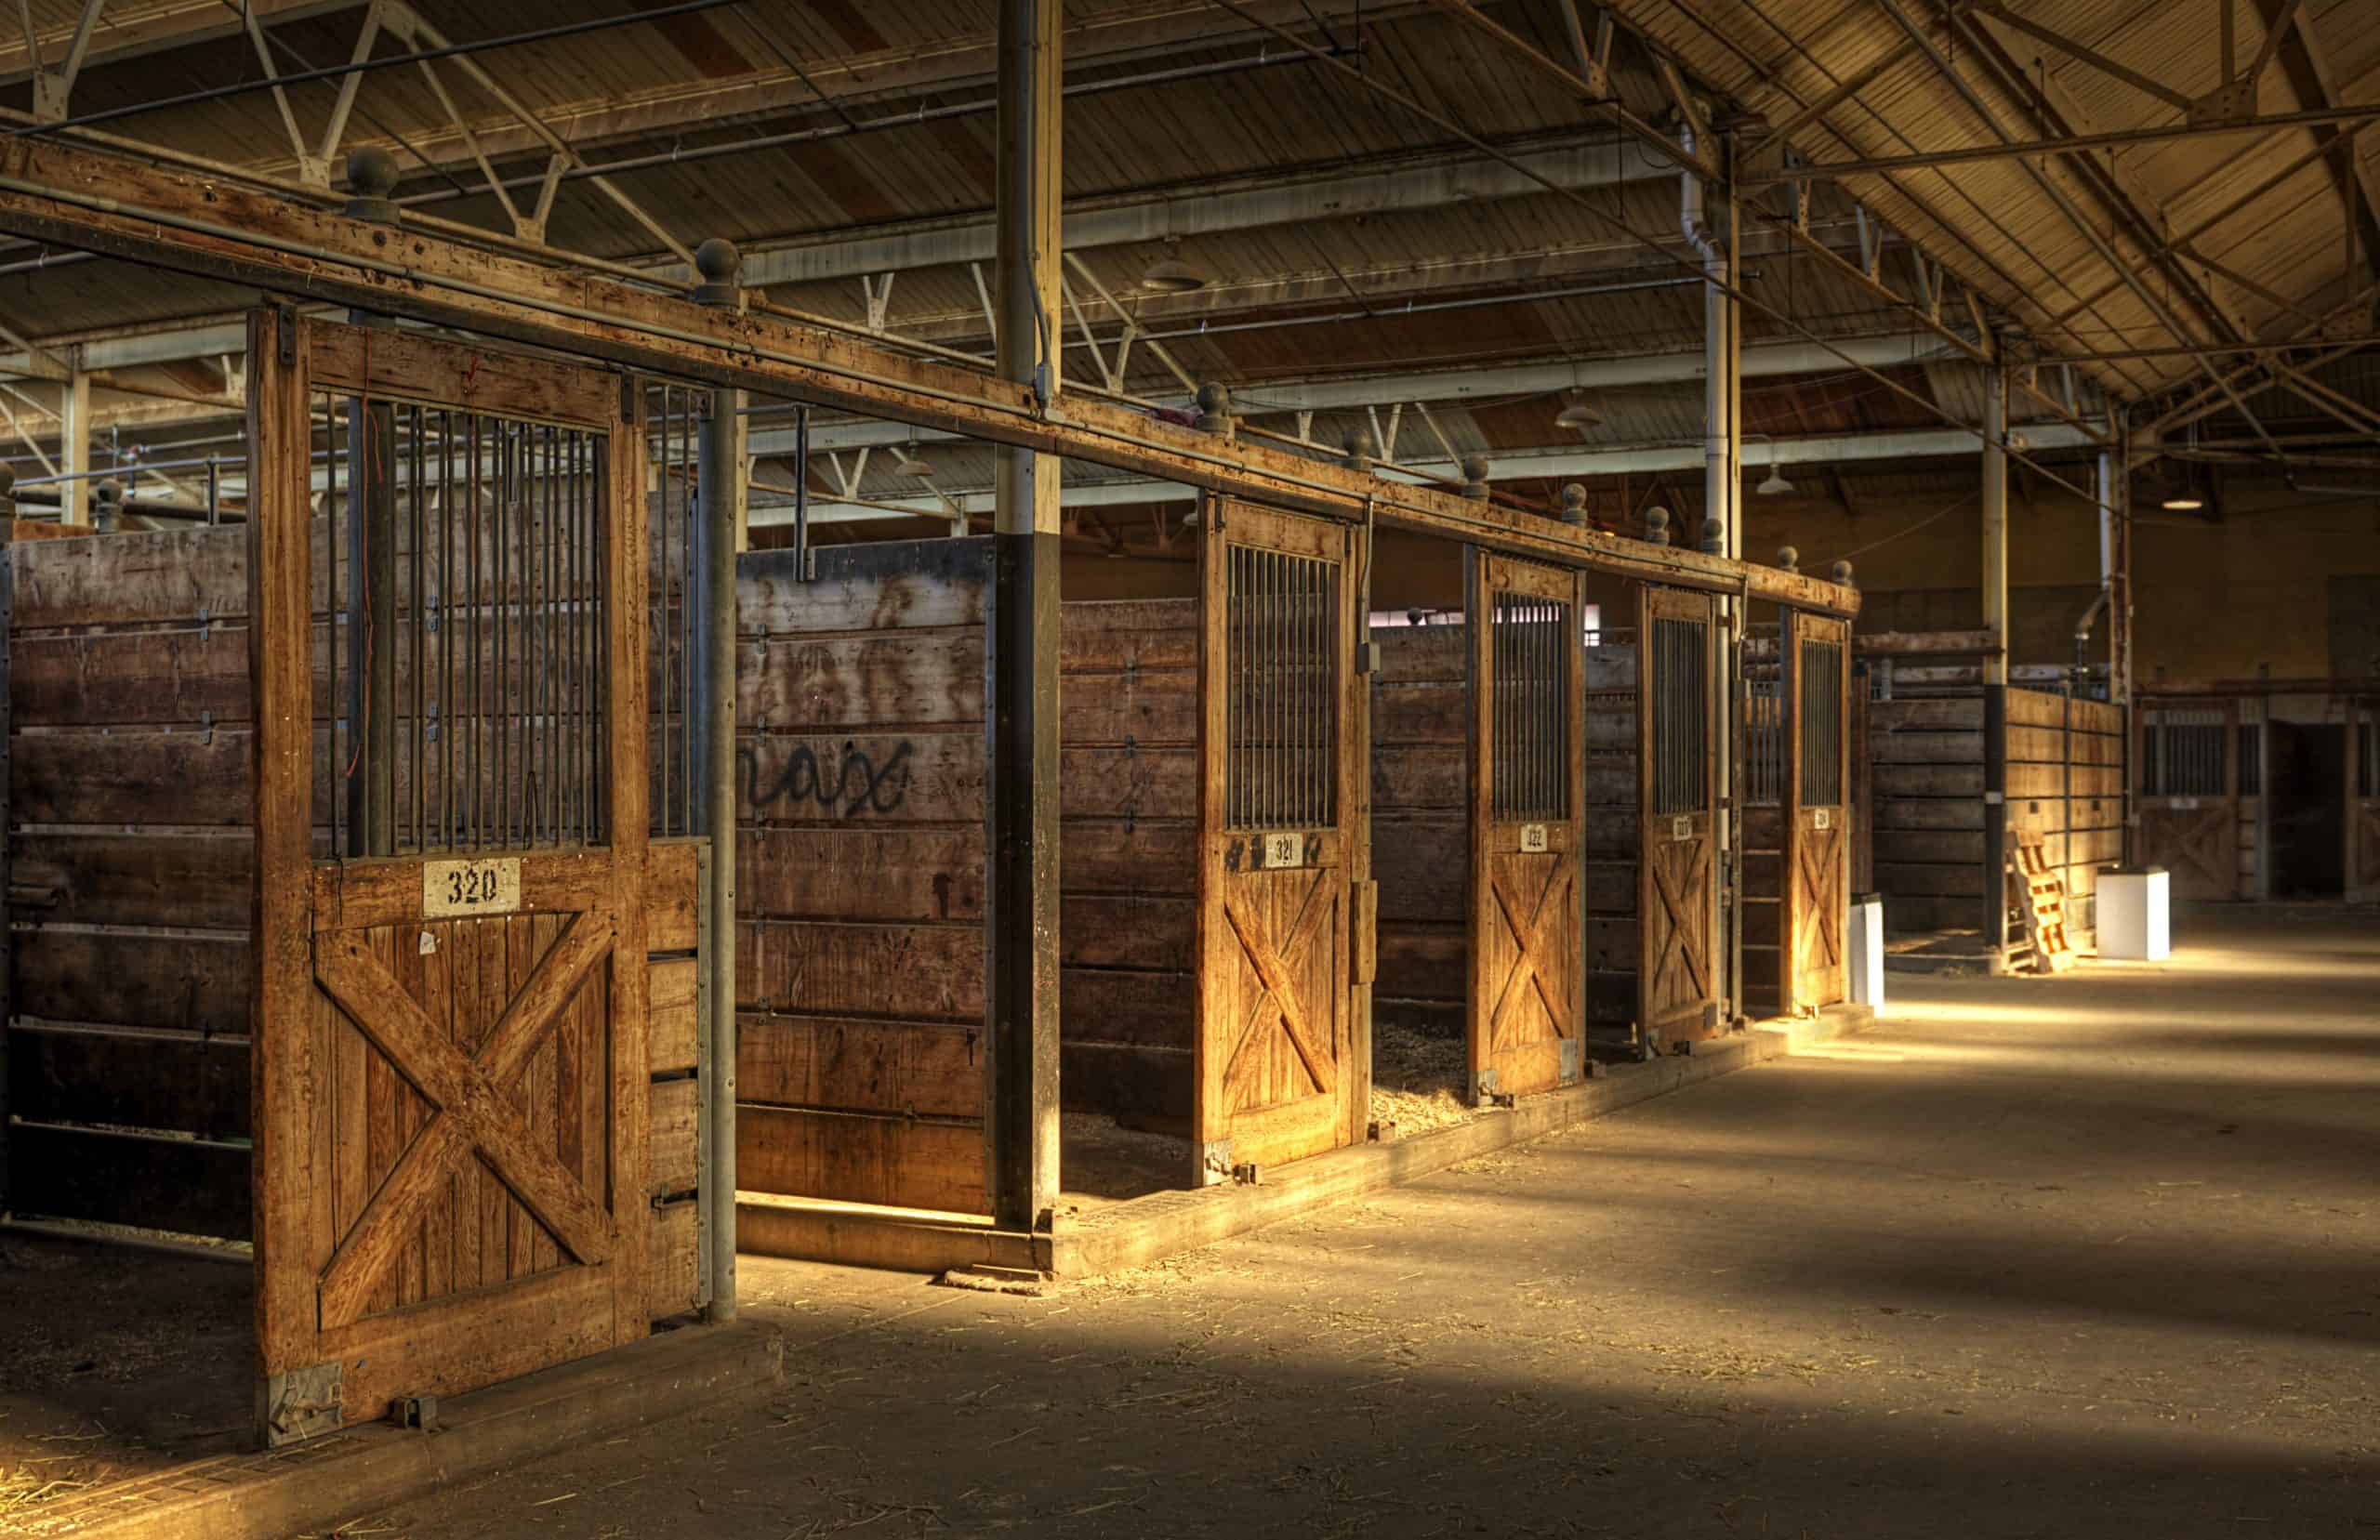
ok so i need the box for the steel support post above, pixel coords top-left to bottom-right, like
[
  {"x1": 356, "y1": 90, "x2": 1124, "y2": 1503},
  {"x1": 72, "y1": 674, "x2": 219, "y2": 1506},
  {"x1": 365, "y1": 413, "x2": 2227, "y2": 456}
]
[
  {"x1": 59, "y1": 368, "x2": 87, "y2": 525},
  {"x1": 693, "y1": 242, "x2": 746, "y2": 1319},
  {"x1": 1980, "y1": 362, "x2": 2010, "y2": 954},
  {"x1": 987, "y1": 0, "x2": 1063, "y2": 1234}
]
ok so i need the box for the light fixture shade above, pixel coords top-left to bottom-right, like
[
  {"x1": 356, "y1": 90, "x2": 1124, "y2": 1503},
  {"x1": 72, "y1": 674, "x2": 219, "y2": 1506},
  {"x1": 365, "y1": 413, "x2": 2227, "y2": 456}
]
[
  {"x1": 1554, "y1": 389, "x2": 1602, "y2": 430},
  {"x1": 1756, "y1": 466, "x2": 1795, "y2": 496},
  {"x1": 1142, "y1": 240, "x2": 1206, "y2": 294},
  {"x1": 2161, "y1": 494, "x2": 2203, "y2": 510},
  {"x1": 898, "y1": 453, "x2": 937, "y2": 479}
]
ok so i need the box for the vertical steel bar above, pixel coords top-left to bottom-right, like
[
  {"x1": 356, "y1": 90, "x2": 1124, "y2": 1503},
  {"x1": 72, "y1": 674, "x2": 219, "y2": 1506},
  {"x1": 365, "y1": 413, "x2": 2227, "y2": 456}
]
[
  {"x1": 409, "y1": 404, "x2": 424, "y2": 852},
  {"x1": 440, "y1": 410, "x2": 454, "y2": 848}
]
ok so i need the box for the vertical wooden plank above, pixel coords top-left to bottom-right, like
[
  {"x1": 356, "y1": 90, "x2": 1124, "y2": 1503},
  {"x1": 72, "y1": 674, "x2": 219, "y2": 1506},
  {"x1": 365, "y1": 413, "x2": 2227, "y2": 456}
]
[
  {"x1": 507, "y1": 914, "x2": 536, "y2": 1276},
  {"x1": 1193, "y1": 495, "x2": 1229, "y2": 1165},
  {"x1": 476, "y1": 917, "x2": 509, "y2": 1282},
  {"x1": 606, "y1": 381, "x2": 653, "y2": 1344},
  {"x1": 1463, "y1": 547, "x2": 1490, "y2": 1100},
  {"x1": 413, "y1": 912, "x2": 450, "y2": 1304},
  {"x1": 528, "y1": 911, "x2": 560, "y2": 1274},
  {"x1": 251, "y1": 307, "x2": 322, "y2": 1419},
  {"x1": 439, "y1": 918, "x2": 480, "y2": 1296}
]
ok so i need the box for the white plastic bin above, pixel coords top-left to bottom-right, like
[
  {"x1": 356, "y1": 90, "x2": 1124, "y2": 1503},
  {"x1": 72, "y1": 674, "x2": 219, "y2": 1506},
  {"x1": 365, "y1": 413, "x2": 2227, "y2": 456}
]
[{"x1": 2096, "y1": 867, "x2": 2170, "y2": 961}]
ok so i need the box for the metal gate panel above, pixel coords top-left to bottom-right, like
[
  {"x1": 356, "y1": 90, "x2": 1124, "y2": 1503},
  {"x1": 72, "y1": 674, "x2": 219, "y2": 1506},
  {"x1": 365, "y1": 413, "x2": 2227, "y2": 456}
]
[
  {"x1": 1465, "y1": 550, "x2": 1585, "y2": 1101},
  {"x1": 1783, "y1": 611, "x2": 1849, "y2": 1012},
  {"x1": 250, "y1": 312, "x2": 652, "y2": 1445},
  {"x1": 1196, "y1": 496, "x2": 1365, "y2": 1178},
  {"x1": 1637, "y1": 586, "x2": 1719, "y2": 1046},
  {"x1": 2138, "y1": 702, "x2": 2240, "y2": 900}
]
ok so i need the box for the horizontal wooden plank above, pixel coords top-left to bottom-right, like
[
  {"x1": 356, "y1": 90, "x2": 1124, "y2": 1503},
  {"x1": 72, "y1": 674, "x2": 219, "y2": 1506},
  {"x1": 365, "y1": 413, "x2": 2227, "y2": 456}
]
[
  {"x1": 1060, "y1": 894, "x2": 1193, "y2": 971},
  {"x1": 14, "y1": 928, "x2": 250, "y2": 1033},
  {"x1": 1369, "y1": 625, "x2": 1467, "y2": 683},
  {"x1": 739, "y1": 919, "x2": 983, "y2": 1020},
  {"x1": 739, "y1": 538, "x2": 989, "y2": 636},
  {"x1": 1373, "y1": 743, "x2": 1464, "y2": 811},
  {"x1": 1585, "y1": 862, "x2": 1633, "y2": 915},
  {"x1": 1060, "y1": 599, "x2": 1197, "y2": 670},
  {"x1": 1744, "y1": 849, "x2": 1780, "y2": 898},
  {"x1": 1060, "y1": 744, "x2": 1196, "y2": 821},
  {"x1": 2005, "y1": 689, "x2": 2069, "y2": 728},
  {"x1": 651, "y1": 1077, "x2": 698, "y2": 1196},
  {"x1": 9, "y1": 523, "x2": 268, "y2": 629},
  {"x1": 1876, "y1": 862, "x2": 1985, "y2": 898},
  {"x1": 1883, "y1": 894, "x2": 1988, "y2": 933},
  {"x1": 1873, "y1": 763, "x2": 1984, "y2": 798},
  {"x1": 1871, "y1": 729, "x2": 1983, "y2": 766},
  {"x1": 1875, "y1": 830, "x2": 1987, "y2": 864},
  {"x1": 739, "y1": 826, "x2": 985, "y2": 922},
  {"x1": 738, "y1": 730, "x2": 984, "y2": 825},
  {"x1": 7, "y1": 1122, "x2": 251, "y2": 1240},
  {"x1": 1060, "y1": 820, "x2": 1195, "y2": 896},
  {"x1": 1059, "y1": 967, "x2": 1191, "y2": 1050},
  {"x1": 648, "y1": 838, "x2": 702, "y2": 952},
  {"x1": 1061, "y1": 1040, "x2": 1191, "y2": 1121},
  {"x1": 648, "y1": 1198, "x2": 702, "y2": 1322},
  {"x1": 1583, "y1": 712, "x2": 1634, "y2": 753},
  {"x1": 8, "y1": 831, "x2": 250, "y2": 929},
  {"x1": 1369, "y1": 819, "x2": 1464, "y2": 921},
  {"x1": 12, "y1": 625, "x2": 256, "y2": 728},
  {"x1": 1583, "y1": 646, "x2": 1636, "y2": 690},
  {"x1": 1874, "y1": 797, "x2": 1987, "y2": 831},
  {"x1": 1379, "y1": 927, "x2": 1465, "y2": 1001},
  {"x1": 737, "y1": 1103, "x2": 987, "y2": 1215},
  {"x1": 7, "y1": 1021, "x2": 249, "y2": 1137},
  {"x1": 2011, "y1": 762, "x2": 2119, "y2": 798},
  {"x1": 1871, "y1": 696, "x2": 1983, "y2": 731},
  {"x1": 737, "y1": 1012, "x2": 982, "y2": 1119},
  {"x1": 1370, "y1": 680, "x2": 1466, "y2": 744},
  {"x1": 1061, "y1": 665, "x2": 1195, "y2": 745},
  {"x1": 738, "y1": 630, "x2": 985, "y2": 731},
  {"x1": 650, "y1": 957, "x2": 699, "y2": 1076},
  {"x1": 13, "y1": 727, "x2": 284, "y2": 825}
]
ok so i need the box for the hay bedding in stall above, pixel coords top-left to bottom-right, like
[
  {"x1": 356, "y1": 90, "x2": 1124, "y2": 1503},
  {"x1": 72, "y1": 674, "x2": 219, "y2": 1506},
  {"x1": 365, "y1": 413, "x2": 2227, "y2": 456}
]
[{"x1": 1368, "y1": 1019, "x2": 1474, "y2": 1137}]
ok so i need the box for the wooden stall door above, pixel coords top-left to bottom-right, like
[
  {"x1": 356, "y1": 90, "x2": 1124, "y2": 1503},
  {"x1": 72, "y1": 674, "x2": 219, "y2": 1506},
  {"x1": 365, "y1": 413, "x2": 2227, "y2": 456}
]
[
  {"x1": 250, "y1": 313, "x2": 652, "y2": 1445},
  {"x1": 1783, "y1": 612, "x2": 1849, "y2": 1011},
  {"x1": 2138, "y1": 703, "x2": 2239, "y2": 900},
  {"x1": 2351, "y1": 698, "x2": 2380, "y2": 902},
  {"x1": 1196, "y1": 497, "x2": 1365, "y2": 1178},
  {"x1": 1465, "y1": 551, "x2": 1585, "y2": 1100},
  {"x1": 1637, "y1": 586, "x2": 1720, "y2": 1046}
]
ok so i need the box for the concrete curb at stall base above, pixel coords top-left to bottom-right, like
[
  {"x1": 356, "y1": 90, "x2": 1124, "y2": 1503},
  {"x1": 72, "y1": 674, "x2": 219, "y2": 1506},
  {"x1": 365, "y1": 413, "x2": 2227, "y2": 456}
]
[
  {"x1": 740, "y1": 1002, "x2": 1875, "y2": 1281},
  {"x1": 27, "y1": 1319, "x2": 786, "y2": 1540}
]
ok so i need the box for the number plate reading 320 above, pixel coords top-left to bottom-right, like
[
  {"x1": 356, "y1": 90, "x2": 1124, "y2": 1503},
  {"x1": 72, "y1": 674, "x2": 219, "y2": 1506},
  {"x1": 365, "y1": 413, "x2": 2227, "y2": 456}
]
[{"x1": 424, "y1": 857, "x2": 522, "y2": 918}]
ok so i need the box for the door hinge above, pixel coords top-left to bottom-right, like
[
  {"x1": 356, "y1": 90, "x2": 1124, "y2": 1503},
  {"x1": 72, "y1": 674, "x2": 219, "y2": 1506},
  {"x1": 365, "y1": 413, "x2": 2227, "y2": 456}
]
[
  {"x1": 1559, "y1": 1039, "x2": 1581, "y2": 1086},
  {"x1": 260, "y1": 1361, "x2": 343, "y2": 1447}
]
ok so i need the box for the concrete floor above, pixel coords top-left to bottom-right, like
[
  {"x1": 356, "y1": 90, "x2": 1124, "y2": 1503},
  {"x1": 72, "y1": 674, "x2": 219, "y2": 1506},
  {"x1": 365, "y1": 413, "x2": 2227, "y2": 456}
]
[{"x1": 361, "y1": 906, "x2": 2380, "y2": 1539}]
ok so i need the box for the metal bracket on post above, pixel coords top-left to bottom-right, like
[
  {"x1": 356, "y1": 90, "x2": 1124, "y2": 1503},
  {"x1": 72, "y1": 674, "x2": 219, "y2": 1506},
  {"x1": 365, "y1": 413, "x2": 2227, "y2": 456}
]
[
  {"x1": 1558, "y1": 1039, "x2": 1581, "y2": 1086},
  {"x1": 260, "y1": 1361, "x2": 344, "y2": 1448},
  {"x1": 1197, "y1": 1139, "x2": 1234, "y2": 1187},
  {"x1": 275, "y1": 304, "x2": 298, "y2": 367},
  {"x1": 390, "y1": 1394, "x2": 438, "y2": 1432},
  {"x1": 1469, "y1": 1067, "x2": 1514, "y2": 1109}
]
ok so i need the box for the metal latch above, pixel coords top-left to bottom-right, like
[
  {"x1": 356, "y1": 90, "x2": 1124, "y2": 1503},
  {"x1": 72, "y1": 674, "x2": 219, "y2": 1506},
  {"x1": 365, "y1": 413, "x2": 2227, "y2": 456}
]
[
  {"x1": 261, "y1": 1361, "x2": 343, "y2": 1447},
  {"x1": 391, "y1": 1394, "x2": 439, "y2": 1432}
]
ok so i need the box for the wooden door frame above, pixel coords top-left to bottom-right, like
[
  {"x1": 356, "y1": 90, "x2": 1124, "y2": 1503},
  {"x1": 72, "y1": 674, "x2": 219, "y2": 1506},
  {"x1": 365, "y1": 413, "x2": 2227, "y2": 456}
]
[
  {"x1": 1463, "y1": 548, "x2": 1588, "y2": 1101},
  {"x1": 1193, "y1": 494, "x2": 1368, "y2": 1179},
  {"x1": 1636, "y1": 584, "x2": 1720, "y2": 1046},
  {"x1": 2349, "y1": 694, "x2": 2379, "y2": 902},
  {"x1": 248, "y1": 308, "x2": 652, "y2": 1444},
  {"x1": 1781, "y1": 609, "x2": 1851, "y2": 1013},
  {"x1": 2136, "y1": 697, "x2": 2241, "y2": 900}
]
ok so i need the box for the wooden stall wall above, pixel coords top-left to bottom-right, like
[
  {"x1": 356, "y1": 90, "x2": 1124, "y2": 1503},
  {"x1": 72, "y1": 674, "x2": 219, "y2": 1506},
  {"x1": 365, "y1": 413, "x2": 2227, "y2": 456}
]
[
  {"x1": 1870, "y1": 688, "x2": 2121, "y2": 943},
  {"x1": 1, "y1": 524, "x2": 705, "y2": 1313},
  {"x1": 6, "y1": 527, "x2": 260, "y2": 1239},
  {"x1": 2007, "y1": 691, "x2": 2122, "y2": 942},
  {"x1": 1582, "y1": 630, "x2": 1638, "y2": 1046},
  {"x1": 1869, "y1": 692, "x2": 1989, "y2": 934},
  {"x1": 734, "y1": 539, "x2": 990, "y2": 1216},
  {"x1": 1058, "y1": 599, "x2": 1198, "y2": 1130},
  {"x1": 1368, "y1": 623, "x2": 1467, "y2": 1038}
]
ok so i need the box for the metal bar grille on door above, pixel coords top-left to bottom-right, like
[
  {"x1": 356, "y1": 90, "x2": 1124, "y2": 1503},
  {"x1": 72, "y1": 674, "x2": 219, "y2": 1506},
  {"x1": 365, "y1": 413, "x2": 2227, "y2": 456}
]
[
  {"x1": 317, "y1": 391, "x2": 613, "y2": 856},
  {"x1": 647, "y1": 381, "x2": 706, "y2": 838},
  {"x1": 1226, "y1": 544, "x2": 1339, "y2": 832},
  {"x1": 1798, "y1": 638, "x2": 1844, "y2": 806},
  {"x1": 1743, "y1": 665, "x2": 1784, "y2": 809},
  {"x1": 2142, "y1": 710, "x2": 2225, "y2": 796},
  {"x1": 1649, "y1": 614, "x2": 1708, "y2": 818},
  {"x1": 1491, "y1": 594, "x2": 1571, "y2": 822}
]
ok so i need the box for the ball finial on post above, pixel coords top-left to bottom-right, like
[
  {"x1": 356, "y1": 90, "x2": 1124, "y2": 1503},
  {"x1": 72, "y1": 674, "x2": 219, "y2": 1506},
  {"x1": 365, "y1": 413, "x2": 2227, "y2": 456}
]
[
  {"x1": 1699, "y1": 513, "x2": 1726, "y2": 556},
  {"x1": 1643, "y1": 506, "x2": 1671, "y2": 546},
  {"x1": 1343, "y1": 429, "x2": 1375, "y2": 473},
  {"x1": 93, "y1": 477, "x2": 125, "y2": 534},
  {"x1": 1777, "y1": 545, "x2": 1800, "y2": 574},
  {"x1": 1194, "y1": 381, "x2": 1235, "y2": 436},
  {"x1": 1459, "y1": 454, "x2": 1491, "y2": 500},
  {"x1": 693, "y1": 237, "x2": 744, "y2": 308},
  {"x1": 342, "y1": 146, "x2": 402, "y2": 223},
  {"x1": 1560, "y1": 483, "x2": 1588, "y2": 526},
  {"x1": 1831, "y1": 559, "x2": 1855, "y2": 587}
]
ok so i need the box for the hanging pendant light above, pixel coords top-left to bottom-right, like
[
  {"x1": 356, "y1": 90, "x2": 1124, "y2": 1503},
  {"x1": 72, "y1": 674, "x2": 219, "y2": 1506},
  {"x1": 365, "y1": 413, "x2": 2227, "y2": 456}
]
[
  {"x1": 1141, "y1": 238, "x2": 1207, "y2": 295},
  {"x1": 1756, "y1": 464, "x2": 1796, "y2": 496},
  {"x1": 1554, "y1": 388, "x2": 1603, "y2": 431}
]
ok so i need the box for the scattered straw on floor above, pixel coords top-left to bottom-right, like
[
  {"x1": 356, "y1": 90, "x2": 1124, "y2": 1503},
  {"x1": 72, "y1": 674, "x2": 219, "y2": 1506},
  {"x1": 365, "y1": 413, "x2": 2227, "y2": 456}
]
[
  {"x1": 0, "y1": 1467, "x2": 98, "y2": 1531},
  {"x1": 1368, "y1": 1020, "x2": 1474, "y2": 1136}
]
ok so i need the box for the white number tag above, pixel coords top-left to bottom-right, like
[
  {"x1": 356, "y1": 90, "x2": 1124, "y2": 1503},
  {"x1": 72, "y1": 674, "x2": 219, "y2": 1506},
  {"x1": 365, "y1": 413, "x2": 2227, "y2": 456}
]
[
  {"x1": 1813, "y1": 808, "x2": 1832, "y2": 832},
  {"x1": 1519, "y1": 823, "x2": 1549, "y2": 853},
  {"x1": 1262, "y1": 832, "x2": 1306, "y2": 869},
  {"x1": 1672, "y1": 815, "x2": 1693, "y2": 842},
  {"x1": 424, "y1": 857, "x2": 522, "y2": 918}
]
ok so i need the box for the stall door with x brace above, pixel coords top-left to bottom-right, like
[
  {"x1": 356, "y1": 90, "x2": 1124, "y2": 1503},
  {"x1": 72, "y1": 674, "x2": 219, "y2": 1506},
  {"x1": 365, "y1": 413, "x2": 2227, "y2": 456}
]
[
  {"x1": 1637, "y1": 585, "x2": 1722, "y2": 1047},
  {"x1": 1196, "y1": 496, "x2": 1368, "y2": 1180},
  {"x1": 249, "y1": 311, "x2": 654, "y2": 1444},
  {"x1": 1783, "y1": 610, "x2": 1850, "y2": 1012},
  {"x1": 1465, "y1": 550, "x2": 1587, "y2": 1102}
]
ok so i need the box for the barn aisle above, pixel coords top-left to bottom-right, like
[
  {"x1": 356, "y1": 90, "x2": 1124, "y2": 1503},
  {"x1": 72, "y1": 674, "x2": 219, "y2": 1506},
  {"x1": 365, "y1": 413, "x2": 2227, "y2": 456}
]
[{"x1": 361, "y1": 907, "x2": 2380, "y2": 1538}]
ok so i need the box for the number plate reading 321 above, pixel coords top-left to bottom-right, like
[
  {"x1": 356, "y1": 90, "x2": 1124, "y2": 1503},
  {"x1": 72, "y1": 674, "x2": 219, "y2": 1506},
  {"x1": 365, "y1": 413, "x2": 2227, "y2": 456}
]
[
  {"x1": 1261, "y1": 832, "x2": 1306, "y2": 869},
  {"x1": 424, "y1": 857, "x2": 522, "y2": 918}
]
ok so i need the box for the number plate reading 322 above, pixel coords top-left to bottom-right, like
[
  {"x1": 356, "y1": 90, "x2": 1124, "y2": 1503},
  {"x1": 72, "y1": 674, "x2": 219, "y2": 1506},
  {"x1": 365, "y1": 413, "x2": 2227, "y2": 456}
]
[{"x1": 424, "y1": 857, "x2": 522, "y2": 918}]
